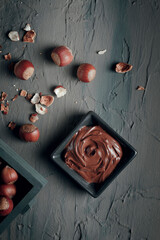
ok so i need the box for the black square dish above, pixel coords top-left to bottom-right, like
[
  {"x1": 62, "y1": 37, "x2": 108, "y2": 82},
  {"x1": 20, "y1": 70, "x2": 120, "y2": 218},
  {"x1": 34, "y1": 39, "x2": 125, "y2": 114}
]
[
  {"x1": 0, "y1": 139, "x2": 47, "y2": 234},
  {"x1": 51, "y1": 111, "x2": 137, "y2": 198}
]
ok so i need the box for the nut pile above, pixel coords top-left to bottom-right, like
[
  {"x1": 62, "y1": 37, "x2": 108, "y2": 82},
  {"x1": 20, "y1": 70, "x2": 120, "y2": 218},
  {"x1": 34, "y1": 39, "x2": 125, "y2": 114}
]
[{"x1": 0, "y1": 159, "x2": 18, "y2": 217}]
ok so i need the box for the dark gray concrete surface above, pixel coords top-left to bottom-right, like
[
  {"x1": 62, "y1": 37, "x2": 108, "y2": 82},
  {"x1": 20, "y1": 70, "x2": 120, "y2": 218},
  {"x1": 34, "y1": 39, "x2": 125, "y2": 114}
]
[{"x1": 0, "y1": 0, "x2": 160, "y2": 239}]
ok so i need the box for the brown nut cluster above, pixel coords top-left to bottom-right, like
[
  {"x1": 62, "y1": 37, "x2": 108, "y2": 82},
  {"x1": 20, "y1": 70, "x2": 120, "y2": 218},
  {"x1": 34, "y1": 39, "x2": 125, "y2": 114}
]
[{"x1": 0, "y1": 161, "x2": 19, "y2": 217}]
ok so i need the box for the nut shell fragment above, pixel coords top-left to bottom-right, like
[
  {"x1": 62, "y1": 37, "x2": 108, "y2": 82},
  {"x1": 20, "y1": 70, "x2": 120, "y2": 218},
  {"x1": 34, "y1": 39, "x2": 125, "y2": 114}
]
[
  {"x1": 0, "y1": 92, "x2": 7, "y2": 102},
  {"x1": 4, "y1": 53, "x2": 11, "y2": 61},
  {"x1": 136, "y1": 86, "x2": 145, "y2": 91},
  {"x1": 12, "y1": 95, "x2": 18, "y2": 102},
  {"x1": 23, "y1": 30, "x2": 36, "y2": 43},
  {"x1": 54, "y1": 86, "x2": 67, "y2": 98},
  {"x1": 0, "y1": 103, "x2": 5, "y2": 111},
  {"x1": 1, "y1": 104, "x2": 9, "y2": 115},
  {"x1": 97, "y1": 49, "x2": 106, "y2": 55},
  {"x1": 8, "y1": 31, "x2": 20, "y2": 42},
  {"x1": 8, "y1": 122, "x2": 16, "y2": 130},
  {"x1": 29, "y1": 113, "x2": 39, "y2": 123},
  {"x1": 20, "y1": 89, "x2": 27, "y2": 97},
  {"x1": 115, "y1": 62, "x2": 133, "y2": 73},
  {"x1": 35, "y1": 104, "x2": 48, "y2": 115},
  {"x1": 24, "y1": 23, "x2": 31, "y2": 31},
  {"x1": 31, "y1": 93, "x2": 40, "y2": 104},
  {"x1": 40, "y1": 95, "x2": 54, "y2": 107}
]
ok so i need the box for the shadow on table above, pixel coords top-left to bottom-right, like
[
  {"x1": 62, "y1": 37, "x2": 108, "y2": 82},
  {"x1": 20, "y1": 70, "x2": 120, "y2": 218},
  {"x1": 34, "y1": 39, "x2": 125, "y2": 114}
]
[
  {"x1": 41, "y1": 45, "x2": 59, "y2": 63},
  {"x1": 39, "y1": 112, "x2": 87, "y2": 195},
  {"x1": 43, "y1": 111, "x2": 84, "y2": 155}
]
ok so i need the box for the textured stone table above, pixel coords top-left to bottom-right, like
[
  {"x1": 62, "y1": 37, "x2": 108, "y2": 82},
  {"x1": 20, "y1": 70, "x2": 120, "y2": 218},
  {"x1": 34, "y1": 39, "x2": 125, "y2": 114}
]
[{"x1": 0, "y1": 0, "x2": 160, "y2": 239}]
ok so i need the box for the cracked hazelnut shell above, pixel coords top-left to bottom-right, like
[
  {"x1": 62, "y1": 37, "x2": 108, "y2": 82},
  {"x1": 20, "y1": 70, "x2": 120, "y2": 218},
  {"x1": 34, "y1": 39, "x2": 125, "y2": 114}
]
[
  {"x1": 40, "y1": 95, "x2": 54, "y2": 107},
  {"x1": 115, "y1": 62, "x2": 133, "y2": 73}
]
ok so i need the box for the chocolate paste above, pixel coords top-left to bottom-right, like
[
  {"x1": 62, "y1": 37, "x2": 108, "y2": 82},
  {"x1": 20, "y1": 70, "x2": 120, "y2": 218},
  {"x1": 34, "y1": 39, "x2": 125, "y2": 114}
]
[{"x1": 64, "y1": 126, "x2": 123, "y2": 183}]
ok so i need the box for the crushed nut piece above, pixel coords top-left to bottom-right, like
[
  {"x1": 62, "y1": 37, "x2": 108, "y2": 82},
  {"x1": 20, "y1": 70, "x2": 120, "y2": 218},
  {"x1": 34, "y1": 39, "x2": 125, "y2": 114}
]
[
  {"x1": 4, "y1": 53, "x2": 11, "y2": 61},
  {"x1": 40, "y1": 95, "x2": 54, "y2": 107},
  {"x1": 136, "y1": 86, "x2": 145, "y2": 91},
  {"x1": 35, "y1": 104, "x2": 48, "y2": 115},
  {"x1": 115, "y1": 62, "x2": 133, "y2": 73},
  {"x1": 20, "y1": 89, "x2": 27, "y2": 97},
  {"x1": 0, "y1": 103, "x2": 5, "y2": 111},
  {"x1": 29, "y1": 113, "x2": 39, "y2": 123},
  {"x1": 12, "y1": 95, "x2": 18, "y2": 101},
  {"x1": 23, "y1": 30, "x2": 36, "y2": 43},
  {"x1": 3, "y1": 105, "x2": 9, "y2": 115},
  {"x1": 24, "y1": 23, "x2": 31, "y2": 31},
  {"x1": 8, "y1": 31, "x2": 20, "y2": 41},
  {"x1": 97, "y1": 49, "x2": 107, "y2": 55},
  {"x1": 0, "y1": 92, "x2": 8, "y2": 102},
  {"x1": 54, "y1": 86, "x2": 67, "y2": 98},
  {"x1": 31, "y1": 93, "x2": 40, "y2": 104},
  {"x1": 8, "y1": 121, "x2": 16, "y2": 130}
]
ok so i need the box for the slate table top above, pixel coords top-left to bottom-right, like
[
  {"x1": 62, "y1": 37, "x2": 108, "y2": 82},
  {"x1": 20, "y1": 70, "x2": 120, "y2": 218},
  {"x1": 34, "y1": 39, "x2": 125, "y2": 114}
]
[{"x1": 0, "y1": 0, "x2": 160, "y2": 239}]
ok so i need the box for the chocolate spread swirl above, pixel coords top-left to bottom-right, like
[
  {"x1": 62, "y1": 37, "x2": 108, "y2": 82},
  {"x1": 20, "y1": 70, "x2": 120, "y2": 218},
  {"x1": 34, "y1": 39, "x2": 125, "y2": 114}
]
[{"x1": 64, "y1": 126, "x2": 123, "y2": 183}]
